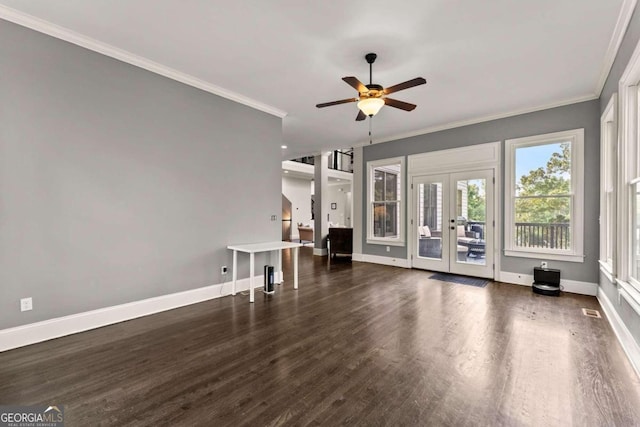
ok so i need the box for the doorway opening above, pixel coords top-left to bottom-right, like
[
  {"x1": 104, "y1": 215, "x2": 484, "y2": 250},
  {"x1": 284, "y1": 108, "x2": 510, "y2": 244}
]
[{"x1": 412, "y1": 169, "x2": 494, "y2": 279}]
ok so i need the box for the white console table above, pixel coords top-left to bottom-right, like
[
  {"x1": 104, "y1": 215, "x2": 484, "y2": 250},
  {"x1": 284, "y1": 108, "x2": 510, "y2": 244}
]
[{"x1": 227, "y1": 241, "x2": 303, "y2": 303}]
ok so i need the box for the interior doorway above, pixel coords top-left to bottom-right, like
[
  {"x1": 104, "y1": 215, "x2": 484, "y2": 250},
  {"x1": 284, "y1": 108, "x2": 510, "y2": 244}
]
[
  {"x1": 411, "y1": 169, "x2": 494, "y2": 278},
  {"x1": 282, "y1": 194, "x2": 292, "y2": 241}
]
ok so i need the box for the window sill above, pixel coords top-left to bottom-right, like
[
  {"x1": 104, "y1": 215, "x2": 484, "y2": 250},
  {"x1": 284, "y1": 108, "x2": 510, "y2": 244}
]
[
  {"x1": 598, "y1": 260, "x2": 614, "y2": 282},
  {"x1": 504, "y1": 249, "x2": 584, "y2": 263},
  {"x1": 366, "y1": 238, "x2": 405, "y2": 247}
]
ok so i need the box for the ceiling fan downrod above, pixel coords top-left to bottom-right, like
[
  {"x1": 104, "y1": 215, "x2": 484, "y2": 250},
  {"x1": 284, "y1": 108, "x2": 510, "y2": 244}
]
[{"x1": 365, "y1": 53, "x2": 377, "y2": 86}]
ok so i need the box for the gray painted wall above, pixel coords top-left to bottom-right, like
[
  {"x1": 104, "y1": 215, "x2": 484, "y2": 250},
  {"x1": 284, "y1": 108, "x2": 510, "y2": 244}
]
[
  {"x1": 0, "y1": 20, "x2": 282, "y2": 329},
  {"x1": 362, "y1": 100, "x2": 600, "y2": 283},
  {"x1": 598, "y1": 7, "x2": 640, "y2": 350}
]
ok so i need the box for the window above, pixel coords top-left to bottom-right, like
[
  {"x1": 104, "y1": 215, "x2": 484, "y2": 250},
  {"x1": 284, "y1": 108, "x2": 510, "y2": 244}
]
[
  {"x1": 618, "y1": 43, "x2": 640, "y2": 296},
  {"x1": 624, "y1": 85, "x2": 640, "y2": 288},
  {"x1": 600, "y1": 95, "x2": 617, "y2": 276},
  {"x1": 504, "y1": 129, "x2": 584, "y2": 262},
  {"x1": 367, "y1": 157, "x2": 404, "y2": 245}
]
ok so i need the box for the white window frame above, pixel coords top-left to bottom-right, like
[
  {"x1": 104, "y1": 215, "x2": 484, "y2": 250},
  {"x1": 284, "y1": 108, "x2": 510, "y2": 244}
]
[
  {"x1": 504, "y1": 129, "x2": 585, "y2": 262},
  {"x1": 619, "y1": 44, "x2": 640, "y2": 295},
  {"x1": 367, "y1": 157, "x2": 405, "y2": 246},
  {"x1": 600, "y1": 94, "x2": 617, "y2": 280}
]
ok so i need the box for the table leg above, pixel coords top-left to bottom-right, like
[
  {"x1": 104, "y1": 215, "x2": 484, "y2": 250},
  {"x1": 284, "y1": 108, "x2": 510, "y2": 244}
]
[
  {"x1": 249, "y1": 252, "x2": 255, "y2": 303},
  {"x1": 293, "y1": 246, "x2": 299, "y2": 290},
  {"x1": 232, "y1": 250, "x2": 237, "y2": 296}
]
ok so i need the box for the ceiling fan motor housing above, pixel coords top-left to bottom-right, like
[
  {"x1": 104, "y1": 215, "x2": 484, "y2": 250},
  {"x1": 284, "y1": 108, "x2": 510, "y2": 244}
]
[{"x1": 362, "y1": 84, "x2": 384, "y2": 99}]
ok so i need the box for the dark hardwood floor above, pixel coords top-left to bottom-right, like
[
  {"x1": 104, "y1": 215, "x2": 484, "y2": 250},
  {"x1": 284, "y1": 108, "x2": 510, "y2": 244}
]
[{"x1": 1, "y1": 247, "x2": 639, "y2": 426}]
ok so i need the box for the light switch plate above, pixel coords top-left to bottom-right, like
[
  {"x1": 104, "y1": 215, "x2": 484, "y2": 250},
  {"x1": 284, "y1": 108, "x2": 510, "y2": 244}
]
[{"x1": 20, "y1": 297, "x2": 33, "y2": 312}]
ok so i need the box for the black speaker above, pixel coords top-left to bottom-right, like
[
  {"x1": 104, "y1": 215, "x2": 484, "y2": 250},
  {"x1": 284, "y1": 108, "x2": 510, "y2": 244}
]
[
  {"x1": 533, "y1": 267, "x2": 560, "y2": 296},
  {"x1": 264, "y1": 265, "x2": 275, "y2": 294}
]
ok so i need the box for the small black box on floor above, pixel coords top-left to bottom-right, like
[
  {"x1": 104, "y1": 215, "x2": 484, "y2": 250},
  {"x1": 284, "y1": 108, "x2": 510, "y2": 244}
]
[
  {"x1": 532, "y1": 267, "x2": 561, "y2": 296},
  {"x1": 264, "y1": 265, "x2": 275, "y2": 294}
]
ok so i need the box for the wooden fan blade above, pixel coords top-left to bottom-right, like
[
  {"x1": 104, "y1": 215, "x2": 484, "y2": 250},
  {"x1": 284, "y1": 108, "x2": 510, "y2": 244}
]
[
  {"x1": 316, "y1": 98, "x2": 358, "y2": 108},
  {"x1": 356, "y1": 110, "x2": 366, "y2": 121},
  {"x1": 342, "y1": 76, "x2": 367, "y2": 93},
  {"x1": 383, "y1": 77, "x2": 426, "y2": 95},
  {"x1": 384, "y1": 98, "x2": 417, "y2": 111}
]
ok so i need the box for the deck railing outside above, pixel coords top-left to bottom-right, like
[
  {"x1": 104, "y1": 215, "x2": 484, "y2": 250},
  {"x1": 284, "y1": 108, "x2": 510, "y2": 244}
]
[
  {"x1": 515, "y1": 222, "x2": 570, "y2": 249},
  {"x1": 466, "y1": 221, "x2": 570, "y2": 250}
]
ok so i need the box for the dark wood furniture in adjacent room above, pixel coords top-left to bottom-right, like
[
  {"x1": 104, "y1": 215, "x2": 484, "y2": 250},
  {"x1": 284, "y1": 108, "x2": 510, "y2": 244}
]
[{"x1": 328, "y1": 227, "x2": 353, "y2": 258}]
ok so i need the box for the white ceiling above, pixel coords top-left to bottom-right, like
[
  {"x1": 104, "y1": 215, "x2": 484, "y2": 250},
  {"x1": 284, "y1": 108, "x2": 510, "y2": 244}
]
[{"x1": 0, "y1": 1, "x2": 630, "y2": 159}]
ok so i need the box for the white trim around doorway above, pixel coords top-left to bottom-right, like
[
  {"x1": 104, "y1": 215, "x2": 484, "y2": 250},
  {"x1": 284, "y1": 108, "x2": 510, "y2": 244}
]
[{"x1": 407, "y1": 142, "x2": 502, "y2": 278}]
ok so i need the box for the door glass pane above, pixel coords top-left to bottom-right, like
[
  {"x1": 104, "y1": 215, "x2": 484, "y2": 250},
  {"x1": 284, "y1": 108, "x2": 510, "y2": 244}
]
[
  {"x1": 456, "y1": 178, "x2": 486, "y2": 265},
  {"x1": 417, "y1": 182, "x2": 443, "y2": 259}
]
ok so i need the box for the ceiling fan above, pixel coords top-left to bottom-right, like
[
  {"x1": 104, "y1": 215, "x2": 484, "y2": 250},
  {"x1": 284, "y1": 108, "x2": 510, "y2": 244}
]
[{"x1": 316, "y1": 53, "x2": 426, "y2": 121}]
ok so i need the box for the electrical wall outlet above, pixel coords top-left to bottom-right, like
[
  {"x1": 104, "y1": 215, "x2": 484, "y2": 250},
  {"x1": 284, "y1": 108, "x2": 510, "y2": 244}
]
[
  {"x1": 540, "y1": 261, "x2": 548, "y2": 269},
  {"x1": 386, "y1": 246, "x2": 390, "y2": 252},
  {"x1": 20, "y1": 297, "x2": 33, "y2": 312},
  {"x1": 221, "y1": 266, "x2": 228, "y2": 275}
]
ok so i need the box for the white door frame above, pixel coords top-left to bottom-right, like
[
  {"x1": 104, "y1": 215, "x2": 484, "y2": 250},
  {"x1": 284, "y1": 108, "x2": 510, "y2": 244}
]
[
  {"x1": 410, "y1": 169, "x2": 495, "y2": 278},
  {"x1": 448, "y1": 169, "x2": 495, "y2": 278},
  {"x1": 411, "y1": 174, "x2": 452, "y2": 273},
  {"x1": 407, "y1": 142, "x2": 502, "y2": 280}
]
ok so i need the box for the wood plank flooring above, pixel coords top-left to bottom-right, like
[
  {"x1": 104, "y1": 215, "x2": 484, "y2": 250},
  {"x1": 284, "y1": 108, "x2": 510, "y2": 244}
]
[{"x1": 1, "y1": 247, "x2": 639, "y2": 426}]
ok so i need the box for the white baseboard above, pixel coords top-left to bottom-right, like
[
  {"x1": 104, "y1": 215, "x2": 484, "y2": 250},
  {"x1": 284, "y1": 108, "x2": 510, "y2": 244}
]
[
  {"x1": 499, "y1": 271, "x2": 597, "y2": 296},
  {"x1": 0, "y1": 272, "x2": 280, "y2": 352},
  {"x1": 313, "y1": 248, "x2": 328, "y2": 256},
  {"x1": 598, "y1": 288, "x2": 640, "y2": 379},
  {"x1": 352, "y1": 253, "x2": 410, "y2": 268}
]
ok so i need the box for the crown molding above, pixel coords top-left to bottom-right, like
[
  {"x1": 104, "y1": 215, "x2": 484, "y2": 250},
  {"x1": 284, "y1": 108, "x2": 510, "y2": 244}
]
[
  {"x1": 354, "y1": 93, "x2": 599, "y2": 148},
  {"x1": 595, "y1": 0, "x2": 638, "y2": 96},
  {"x1": 0, "y1": 6, "x2": 287, "y2": 119}
]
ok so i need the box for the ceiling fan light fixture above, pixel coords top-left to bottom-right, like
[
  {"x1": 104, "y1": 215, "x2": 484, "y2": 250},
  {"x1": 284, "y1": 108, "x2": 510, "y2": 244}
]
[
  {"x1": 316, "y1": 53, "x2": 426, "y2": 122},
  {"x1": 357, "y1": 97, "x2": 384, "y2": 116}
]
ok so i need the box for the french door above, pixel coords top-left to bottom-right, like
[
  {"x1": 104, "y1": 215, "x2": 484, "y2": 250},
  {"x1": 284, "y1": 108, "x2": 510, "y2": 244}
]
[{"x1": 411, "y1": 169, "x2": 494, "y2": 278}]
